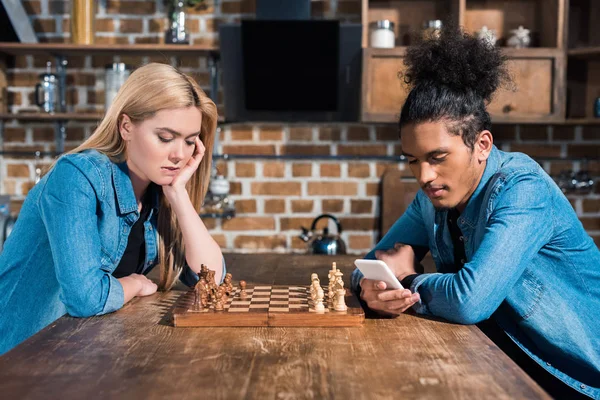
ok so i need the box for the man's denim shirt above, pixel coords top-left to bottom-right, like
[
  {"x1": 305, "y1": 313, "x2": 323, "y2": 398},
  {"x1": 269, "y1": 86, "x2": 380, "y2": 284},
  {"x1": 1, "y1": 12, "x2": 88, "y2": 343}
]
[
  {"x1": 352, "y1": 146, "x2": 600, "y2": 398},
  {"x1": 0, "y1": 150, "x2": 218, "y2": 355}
]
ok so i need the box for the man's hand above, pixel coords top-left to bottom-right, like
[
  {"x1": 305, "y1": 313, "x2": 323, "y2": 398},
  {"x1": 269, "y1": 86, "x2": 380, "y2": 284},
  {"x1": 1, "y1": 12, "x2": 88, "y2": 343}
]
[
  {"x1": 359, "y1": 278, "x2": 420, "y2": 316},
  {"x1": 375, "y1": 242, "x2": 417, "y2": 281}
]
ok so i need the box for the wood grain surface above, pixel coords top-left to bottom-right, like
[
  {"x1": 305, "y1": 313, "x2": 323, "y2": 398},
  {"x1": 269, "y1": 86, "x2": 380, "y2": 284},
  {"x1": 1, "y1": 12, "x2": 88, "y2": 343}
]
[{"x1": 0, "y1": 254, "x2": 549, "y2": 399}]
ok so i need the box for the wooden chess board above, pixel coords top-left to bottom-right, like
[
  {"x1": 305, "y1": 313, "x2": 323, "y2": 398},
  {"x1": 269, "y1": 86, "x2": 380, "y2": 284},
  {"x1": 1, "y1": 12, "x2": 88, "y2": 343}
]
[{"x1": 172, "y1": 284, "x2": 365, "y2": 327}]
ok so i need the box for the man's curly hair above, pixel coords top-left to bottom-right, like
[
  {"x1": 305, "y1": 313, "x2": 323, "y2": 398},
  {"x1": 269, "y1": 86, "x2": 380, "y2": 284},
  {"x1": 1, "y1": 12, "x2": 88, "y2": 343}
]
[{"x1": 399, "y1": 25, "x2": 511, "y2": 150}]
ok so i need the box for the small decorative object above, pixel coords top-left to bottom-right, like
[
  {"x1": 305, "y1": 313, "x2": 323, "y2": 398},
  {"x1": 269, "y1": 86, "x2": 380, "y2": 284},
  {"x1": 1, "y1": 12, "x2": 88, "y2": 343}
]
[
  {"x1": 370, "y1": 20, "x2": 395, "y2": 49},
  {"x1": 476, "y1": 26, "x2": 497, "y2": 46},
  {"x1": 201, "y1": 168, "x2": 235, "y2": 217},
  {"x1": 554, "y1": 170, "x2": 596, "y2": 194},
  {"x1": 594, "y1": 97, "x2": 600, "y2": 118},
  {"x1": 35, "y1": 62, "x2": 59, "y2": 114},
  {"x1": 165, "y1": 0, "x2": 204, "y2": 44},
  {"x1": 71, "y1": 0, "x2": 95, "y2": 44},
  {"x1": 507, "y1": 26, "x2": 531, "y2": 48},
  {"x1": 422, "y1": 20, "x2": 443, "y2": 40},
  {"x1": 105, "y1": 63, "x2": 131, "y2": 111}
]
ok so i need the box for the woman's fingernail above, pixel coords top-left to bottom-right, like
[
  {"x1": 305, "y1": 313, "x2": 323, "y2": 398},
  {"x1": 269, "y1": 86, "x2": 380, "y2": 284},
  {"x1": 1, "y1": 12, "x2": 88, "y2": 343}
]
[{"x1": 411, "y1": 293, "x2": 419, "y2": 301}]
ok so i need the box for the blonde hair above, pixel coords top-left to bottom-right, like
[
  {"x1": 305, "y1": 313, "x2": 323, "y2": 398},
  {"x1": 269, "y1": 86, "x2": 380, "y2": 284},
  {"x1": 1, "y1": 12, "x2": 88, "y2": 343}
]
[{"x1": 69, "y1": 62, "x2": 217, "y2": 290}]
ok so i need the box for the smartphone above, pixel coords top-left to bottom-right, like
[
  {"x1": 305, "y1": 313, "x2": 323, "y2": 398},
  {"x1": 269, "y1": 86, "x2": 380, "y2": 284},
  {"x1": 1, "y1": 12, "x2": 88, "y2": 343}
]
[{"x1": 354, "y1": 259, "x2": 404, "y2": 290}]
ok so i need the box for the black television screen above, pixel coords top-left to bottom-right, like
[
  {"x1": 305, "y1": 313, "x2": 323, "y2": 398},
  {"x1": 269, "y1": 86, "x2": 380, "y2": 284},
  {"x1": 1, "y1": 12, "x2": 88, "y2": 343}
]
[{"x1": 241, "y1": 20, "x2": 340, "y2": 112}]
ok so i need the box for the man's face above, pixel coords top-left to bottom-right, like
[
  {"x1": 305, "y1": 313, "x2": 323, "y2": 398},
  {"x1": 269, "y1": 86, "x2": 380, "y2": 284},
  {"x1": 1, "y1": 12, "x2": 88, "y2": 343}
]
[{"x1": 401, "y1": 121, "x2": 487, "y2": 211}]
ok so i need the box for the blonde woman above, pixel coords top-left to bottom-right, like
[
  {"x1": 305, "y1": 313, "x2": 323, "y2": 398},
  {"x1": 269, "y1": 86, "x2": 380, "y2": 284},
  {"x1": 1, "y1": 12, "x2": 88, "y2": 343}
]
[{"x1": 0, "y1": 63, "x2": 224, "y2": 354}]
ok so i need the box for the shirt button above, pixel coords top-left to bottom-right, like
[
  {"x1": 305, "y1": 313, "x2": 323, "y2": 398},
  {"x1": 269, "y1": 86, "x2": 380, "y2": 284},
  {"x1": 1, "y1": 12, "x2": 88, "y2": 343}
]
[
  {"x1": 580, "y1": 384, "x2": 586, "y2": 389},
  {"x1": 459, "y1": 236, "x2": 464, "y2": 242},
  {"x1": 546, "y1": 362, "x2": 551, "y2": 367},
  {"x1": 460, "y1": 259, "x2": 466, "y2": 264}
]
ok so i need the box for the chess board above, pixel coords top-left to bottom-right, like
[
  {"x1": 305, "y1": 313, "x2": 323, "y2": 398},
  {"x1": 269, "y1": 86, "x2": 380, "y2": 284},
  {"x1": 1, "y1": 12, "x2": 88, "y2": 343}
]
[{"x1": 172, "y1": 284, "x2": 365, "y2": 327}]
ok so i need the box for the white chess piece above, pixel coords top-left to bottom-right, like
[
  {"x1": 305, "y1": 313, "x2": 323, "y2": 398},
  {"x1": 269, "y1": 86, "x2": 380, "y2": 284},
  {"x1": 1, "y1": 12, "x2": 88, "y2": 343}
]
[
  {"x1": 314, "y1": 286, "x2": 325, "y2": 312},
  {"x1": 334, "y1": 288, "x2": 347, "y2": 311}
]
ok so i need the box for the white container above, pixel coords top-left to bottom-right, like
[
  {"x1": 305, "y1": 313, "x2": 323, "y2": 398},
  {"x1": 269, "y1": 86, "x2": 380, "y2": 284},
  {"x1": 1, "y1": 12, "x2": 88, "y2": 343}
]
[
  {"x1": 105, "y1": 63, "x2": 130, "y2": 110},
  {"x1": 370, "y1": 20, "x2": 395, "y2": 48}
]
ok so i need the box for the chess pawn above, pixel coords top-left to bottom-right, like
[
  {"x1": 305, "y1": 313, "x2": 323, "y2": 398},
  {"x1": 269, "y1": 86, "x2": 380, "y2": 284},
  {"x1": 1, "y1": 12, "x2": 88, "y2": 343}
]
[
  {"x1": 214, "y1": 289, "x2": 224, "y2": 311},
  {"x1": 334, "y1": 288, "x2": 347, "y2": 312},
  {"x1": 239, "y1": 280, "x2": 247, "y2": 299},
  {"x1": 224, "y1": 273, "x2": 233, "y2": 294},
  {"x1": 314, "y1": 286, "x2": 325, "y2": 312},
  {"x1": 311, "y1": 280, "x2": 321, "y2": 302},
  {"x1": 192, "y1": 287, "x2": 201, "y2": 311}
]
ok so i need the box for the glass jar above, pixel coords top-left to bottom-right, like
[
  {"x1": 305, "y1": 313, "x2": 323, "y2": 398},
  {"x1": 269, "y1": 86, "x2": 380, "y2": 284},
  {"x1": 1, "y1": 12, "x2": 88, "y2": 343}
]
[
  {"x1": 370, "y1": 20, "x2": 395, "y2": 48},
  {"x1": 423, "y1": 20, "x2": 443, "y2": 40},
  {"x1": 105, "y1": 63, "x2": 131, "y2": 111}
]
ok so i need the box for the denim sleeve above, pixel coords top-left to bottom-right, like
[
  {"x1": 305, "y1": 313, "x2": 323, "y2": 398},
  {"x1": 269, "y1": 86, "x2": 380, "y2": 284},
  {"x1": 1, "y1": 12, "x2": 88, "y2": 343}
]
[
  {"x1": 38, "y1": 159, "x2": 124, "y2": 317},
  {"x1": 179, "y1": 256, "x2": 227, "y2": 287},
  {"x1": 351, "y1": 193, "x2": 430, "y2": 294},
  {"x1": 410, "y1": 174, "x2": 554, "y2": 324}
]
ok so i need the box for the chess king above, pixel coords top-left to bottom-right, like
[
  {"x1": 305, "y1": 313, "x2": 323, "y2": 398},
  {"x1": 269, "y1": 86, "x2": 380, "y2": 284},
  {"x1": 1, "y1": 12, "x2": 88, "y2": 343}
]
[
  {"x1": 351, "y1": 26, "x2": 600, "y2": 398},
  {"x1": 0, "y1": 63, "x2": 225, "y2": 355}
]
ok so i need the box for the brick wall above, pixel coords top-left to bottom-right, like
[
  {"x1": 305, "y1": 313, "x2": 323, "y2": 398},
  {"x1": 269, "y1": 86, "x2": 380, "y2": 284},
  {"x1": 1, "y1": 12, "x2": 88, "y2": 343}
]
[{"x1": 1, "y1": 0, "x2": 599, "y2": 253}]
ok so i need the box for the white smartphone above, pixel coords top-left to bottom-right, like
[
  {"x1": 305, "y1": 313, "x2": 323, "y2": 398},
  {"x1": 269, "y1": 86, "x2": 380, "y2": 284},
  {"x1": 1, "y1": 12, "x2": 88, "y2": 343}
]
[{"x1": 354, "y1": 259, "x2": 404, "y2": 290}]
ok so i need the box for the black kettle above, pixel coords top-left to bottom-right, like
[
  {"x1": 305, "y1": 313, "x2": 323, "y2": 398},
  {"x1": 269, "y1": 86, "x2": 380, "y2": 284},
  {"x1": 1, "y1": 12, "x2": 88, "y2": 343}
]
[{"x1": 299, "y1": 214, "x2": 347, "y2": 255}]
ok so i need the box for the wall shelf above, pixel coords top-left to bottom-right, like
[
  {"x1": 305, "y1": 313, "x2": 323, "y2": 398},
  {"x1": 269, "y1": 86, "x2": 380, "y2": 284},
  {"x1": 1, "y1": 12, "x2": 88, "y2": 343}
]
[
  {"x1": 0, "y1": 113, "x2": 226, "y2": 123},
  {"x1": 0, "y1": 43, "x2": 219, "y2": 57}
]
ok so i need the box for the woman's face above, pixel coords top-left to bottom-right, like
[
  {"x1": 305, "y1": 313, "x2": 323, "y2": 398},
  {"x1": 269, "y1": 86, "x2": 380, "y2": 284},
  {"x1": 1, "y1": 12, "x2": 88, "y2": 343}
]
[{"x1": 120, "y1": 106, "x2": 203, "y2": 187}]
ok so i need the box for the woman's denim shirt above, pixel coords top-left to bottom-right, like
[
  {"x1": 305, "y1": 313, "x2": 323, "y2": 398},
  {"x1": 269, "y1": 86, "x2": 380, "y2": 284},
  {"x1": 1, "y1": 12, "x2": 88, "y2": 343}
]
[
  {"x1": 0, "y1": 150, "x2": 210, "y2": 354},
  {"x1": 352, "y1": 146, "x2": 600, "y2": 398}
]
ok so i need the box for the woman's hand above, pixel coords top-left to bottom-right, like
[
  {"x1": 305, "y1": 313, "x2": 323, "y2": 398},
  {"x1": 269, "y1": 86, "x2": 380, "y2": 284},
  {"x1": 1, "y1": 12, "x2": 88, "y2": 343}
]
[{"x1": 163, "y1": 136, "x2": 205, "y2": 201}]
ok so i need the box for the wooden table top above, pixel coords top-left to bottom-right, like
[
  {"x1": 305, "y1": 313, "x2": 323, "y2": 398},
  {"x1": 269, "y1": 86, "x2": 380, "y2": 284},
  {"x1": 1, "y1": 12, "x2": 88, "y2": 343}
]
[{"x1": 0, "y1": 253, "x2": 549, "y2": 399}]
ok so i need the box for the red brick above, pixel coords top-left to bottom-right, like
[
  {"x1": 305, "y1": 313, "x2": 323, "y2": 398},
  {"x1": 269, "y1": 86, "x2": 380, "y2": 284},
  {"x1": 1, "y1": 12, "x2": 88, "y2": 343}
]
[
  {"x1": 281, "y1": 217, "x2": 327, "y2": 231},
  {"x1": 376, "y1": 163, "x2": 400, "y2": 178},
  {"x1": 280, "y1": 145, "x2": 330, "y2": 156},
  {"x1": 319, "y1": 126, "x2": 341, "y2": 141},
  {"x1": 203, "y1": 219, "x2": 217, "y2": 230},
  {"x1": 366, "y1": 182, "x2": 380, "y2": 196},
  {"x1": 106, "y1": 1, "x2": 156, "y2": 14},
  {"x1": 568, "y1": 145, "x2": 600, "y2": 159},
  {"x1": 33, "y1": 127, "x2": 54, "y2": 142},
  {"x1": 322, "y1": 199, "x2": 344, "y2": 213},
  {"x1": 22, "y1": 181, "x2": 36, "y2": 196},
  {"x1": 552, "y1": 126, "x2": 575, "y2": 141},
  {"x1": 320, "y1": 164, "x2": 341, "y2": 177},
  {"x1": 33, "y1": 19, "x2": 56, "y2": 34},
  {"x1": 222, "y1": 145, "x2": 275, "y2": 155},
  {"x1": 234, "y1": 235, "x2": 287, "y2": 250},
  {"x1": 259, "y1": 126, "x2": 283, "y2": 141},
  {"x1": 251, "y1": 182, "x2": 301, "y2": 195},
  {"x1": 336, "y1": 0, "x2": 361, "y2": 14},
  {"x1": 581, "y1": 217, "x2": 600, "y2": 231},
  {"x1": 134, "y1": 37, "x2": 161, "y2": 45},
  {"x1": 222, "y1": 217, "x2": 275, "y2": 231},
  {"x1": 22, "y1": 1, "x2": 42, "y2": 14},
  {"x1": 262, "y1": 162, "x2": 285, "y2": 178},
  {"x1": 348, "y1": 163, "x2": 371, "y2": 178},
  {"x1": 7, "y1": 72, "x2": 39, "y2": 87},
  {"x1": 120, "y1": 19, "x2": 143, "y2": 33},
  {"x1": 289, "y1": 127, "x2": 313, "y2": 141},
  {"x1": 235, "y1": 199, "x2": 257, "y2": 214},
  {"x1": 349, "y1": 235, "x2": 373, "y2": 250},
  {"x1": 583, "y1": 199, "x2": 600, "y2": 214},
  {"x1": 548, "y1": 161, "x2": 574, "y2": 175},
  {"x1": 264, "y1": 199, "x2": 285, "y2": 213},
  {"x1": 292, "y1": 163, "x2": 312, "y2": 177},
  {"x1": 229, "y1": 181, "x2": 242, "y2": 195},
  {"x1": 49, "y1": 1, "x2": 69, "y2": 14},
  {"x1": 211, "y1": 234, "x2": 227, "y2": 248},
  {"x1": 7, "y1": 164, "x2": 30, "y2": 178},
  {"x1": 230, "y1": 126, "x2": 253, "y2": 141},
  {"x1": 307, "y1": 182, "x2": 357, "y2": 196},
  {"x1": 215, "y1": 160, "x2": 228, "y2": 176},
  {"x1": 235, "y1": 162, "x2": 255, "y2": 177},
  {"x1": 582, "y1": 126, "x2": 600, "y2": 141},
  {"x1": 4, "y1": 128, "x2": 26, "y2": 142},
  {"x1": 376, "y1": 125, "x2": 399, "y2": 141},
  {"x1": 340, "y1": 217, "x2": 378, "y2": 231},
  {"x1": 291, "y1": 236, "x2": 307, "y2": 250},
  {"x1": 511, "y1": 144, "x2": 561, "y2": 158},
  {"x1": 519, "y1": 125, "x2": 548, "y2": 141},
  {"x1": 351, "y1": 200, "x2": 372, "y2": 214},
  {"x1": 149, "y1": 18, "x2": 167, "y2": 33},
  {"x1": 10, "y1": 199, "x2": 24, "y2": 215},
  {"x1": 311, "y1": 0, "x2": 330, "y2": 16},
  {"x1": 221, "y1": 0, "x2": 256, "y2": 14},
  {"x1": 338, "y1": 145, "x2": 387, "y2": 156},
  {"x1": 490, "y1": 124, "x2": 516, "y2": 141},
  {"x1": 7, "y1": 92, "x2": 23, "y2": 107},
  {"x1": 95, "y1": 18, "x2": 115, "y2": 32},
  {"x1": 94, "y1": 36, "x2": 130, "y2": 45},
  {"x1": 347, "y1": 125, "x2": 370, "y2": 141},
  {"x1": 291, "y1": 200, "x2": 314, "y2": 213},
  {"x1": 188, "y1": 3, "x2": 216, "y2": 14}
]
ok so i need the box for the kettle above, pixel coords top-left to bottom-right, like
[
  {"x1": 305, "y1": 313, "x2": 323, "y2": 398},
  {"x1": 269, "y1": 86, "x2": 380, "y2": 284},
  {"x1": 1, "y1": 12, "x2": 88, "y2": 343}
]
[{"x1": 299, "y1": 214, "x2": 347, "y2": 255}]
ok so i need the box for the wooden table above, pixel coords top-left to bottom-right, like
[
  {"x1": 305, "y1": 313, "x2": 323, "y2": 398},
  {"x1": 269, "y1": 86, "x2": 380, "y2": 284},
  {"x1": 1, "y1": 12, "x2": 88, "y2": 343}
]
[{"x1": 0, "y1": 254, "x2": 549, "y2": 399}]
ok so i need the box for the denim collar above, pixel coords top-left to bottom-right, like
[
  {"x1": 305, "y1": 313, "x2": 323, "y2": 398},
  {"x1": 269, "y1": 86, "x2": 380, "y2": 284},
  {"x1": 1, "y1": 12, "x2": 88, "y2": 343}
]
[
  {"x1": 457, "y1": 145, "x2": 501, "y2": 228},
  {"x1": 111, "y1": 161, "x2": 160, "y2": 216}
]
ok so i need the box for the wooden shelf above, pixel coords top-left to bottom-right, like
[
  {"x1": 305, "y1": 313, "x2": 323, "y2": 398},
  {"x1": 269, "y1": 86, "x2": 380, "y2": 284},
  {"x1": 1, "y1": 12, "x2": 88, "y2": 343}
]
[
  {"x1": 568, "y1": 47, "x2": 600, "y2": 59},
  {"x1": 0, "y1": 112, "x2": 103, "y2": 121},
  {"x1": 0, "y1": 43, "x2": 219, "y2": 57},
  {"x1": 365, "y1": 47, "x2": 563, "y2": 58},
  {"x1": 0, "y1": 113, "x2": 226, "y2": 123}
]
